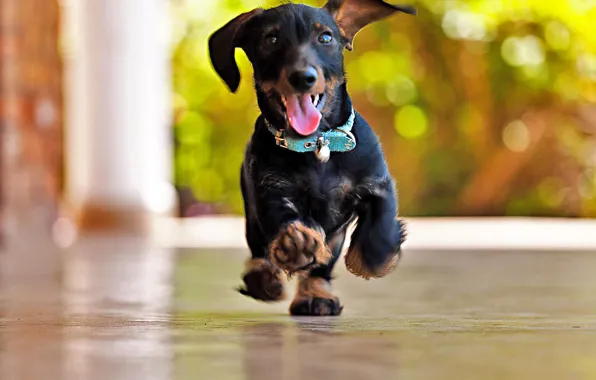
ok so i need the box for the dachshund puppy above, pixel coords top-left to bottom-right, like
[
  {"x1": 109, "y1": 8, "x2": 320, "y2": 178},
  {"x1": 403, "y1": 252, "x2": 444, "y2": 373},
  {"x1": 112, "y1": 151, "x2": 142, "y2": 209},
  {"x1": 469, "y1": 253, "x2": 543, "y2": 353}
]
[{"x1": 208, "y1": 0, "x2": 415, "y2": 316}]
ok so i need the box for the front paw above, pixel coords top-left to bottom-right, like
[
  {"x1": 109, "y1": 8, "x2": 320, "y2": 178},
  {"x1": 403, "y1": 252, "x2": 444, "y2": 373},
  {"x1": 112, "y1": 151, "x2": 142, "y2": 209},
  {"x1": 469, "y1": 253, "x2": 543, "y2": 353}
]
[
  {"x1": 269, "y1": 222, "x2": 331, "y2": 274},
  {"x1": 289, "y1": 277, "x2": 342, "y2": 316},
  {"x1": 237, "y1": 258, "x2": 286, "y2": 302}
]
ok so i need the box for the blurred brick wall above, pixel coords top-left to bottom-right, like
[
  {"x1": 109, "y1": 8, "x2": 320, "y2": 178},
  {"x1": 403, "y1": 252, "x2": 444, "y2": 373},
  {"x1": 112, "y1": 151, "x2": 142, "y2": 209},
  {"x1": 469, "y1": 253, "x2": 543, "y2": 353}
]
[{"x1": 1, "y1": 0, "x2": 63, "y2": 238}]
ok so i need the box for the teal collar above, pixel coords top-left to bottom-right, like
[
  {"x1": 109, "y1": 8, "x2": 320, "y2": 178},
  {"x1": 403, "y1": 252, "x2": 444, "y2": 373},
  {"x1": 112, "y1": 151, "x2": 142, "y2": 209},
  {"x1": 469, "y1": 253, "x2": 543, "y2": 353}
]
[{"x1": 264, "y1": 108, "x2": 356, "y2": 162}]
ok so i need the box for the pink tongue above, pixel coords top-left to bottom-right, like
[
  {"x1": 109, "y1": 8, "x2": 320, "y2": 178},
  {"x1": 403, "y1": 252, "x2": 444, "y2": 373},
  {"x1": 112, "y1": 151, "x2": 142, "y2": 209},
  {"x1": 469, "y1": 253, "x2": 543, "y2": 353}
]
[{"x1": 285, "y1": 94, "x2": 321, "y2": 136}]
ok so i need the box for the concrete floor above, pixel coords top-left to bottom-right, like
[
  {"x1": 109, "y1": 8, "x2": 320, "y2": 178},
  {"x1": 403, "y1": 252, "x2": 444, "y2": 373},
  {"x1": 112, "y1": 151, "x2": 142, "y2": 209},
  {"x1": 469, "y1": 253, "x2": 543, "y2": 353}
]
[{"x1": 1, "y1": 236, "x2": 596, "y2": 380}]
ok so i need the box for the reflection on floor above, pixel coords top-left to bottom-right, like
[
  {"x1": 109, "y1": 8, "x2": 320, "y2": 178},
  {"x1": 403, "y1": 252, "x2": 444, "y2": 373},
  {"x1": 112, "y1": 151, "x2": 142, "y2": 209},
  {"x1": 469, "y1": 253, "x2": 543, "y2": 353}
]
[{"x1": 1, "y1": 235, "x2": 596, "y2": 380}]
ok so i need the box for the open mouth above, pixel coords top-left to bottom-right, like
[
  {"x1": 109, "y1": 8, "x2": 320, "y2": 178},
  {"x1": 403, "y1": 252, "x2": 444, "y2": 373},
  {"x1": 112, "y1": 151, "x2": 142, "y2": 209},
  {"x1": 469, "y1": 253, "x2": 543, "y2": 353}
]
[{"x1": 280, "y1": 92, "x2": 326, "y2": 136}]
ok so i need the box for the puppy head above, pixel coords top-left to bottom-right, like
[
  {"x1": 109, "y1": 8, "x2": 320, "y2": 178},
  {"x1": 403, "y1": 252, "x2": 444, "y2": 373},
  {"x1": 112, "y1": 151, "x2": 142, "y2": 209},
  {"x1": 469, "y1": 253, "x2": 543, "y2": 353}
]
[{"x1": 208, "y1": 0, "x2": 416, "y2": 136}]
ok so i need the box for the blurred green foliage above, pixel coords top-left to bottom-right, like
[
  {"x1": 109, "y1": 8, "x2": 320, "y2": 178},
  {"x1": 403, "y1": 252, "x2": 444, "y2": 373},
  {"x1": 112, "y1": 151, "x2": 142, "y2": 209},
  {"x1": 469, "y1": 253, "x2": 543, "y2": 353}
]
[{"x1": 171, "y1": 0, "x2": 596, "y2": 217}]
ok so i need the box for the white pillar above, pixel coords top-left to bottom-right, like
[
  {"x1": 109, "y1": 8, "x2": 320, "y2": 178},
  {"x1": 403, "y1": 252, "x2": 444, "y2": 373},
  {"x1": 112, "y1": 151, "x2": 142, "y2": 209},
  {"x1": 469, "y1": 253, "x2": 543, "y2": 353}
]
[{"x1": 62, "y1": 0, "x2": 175, "y2": 231}]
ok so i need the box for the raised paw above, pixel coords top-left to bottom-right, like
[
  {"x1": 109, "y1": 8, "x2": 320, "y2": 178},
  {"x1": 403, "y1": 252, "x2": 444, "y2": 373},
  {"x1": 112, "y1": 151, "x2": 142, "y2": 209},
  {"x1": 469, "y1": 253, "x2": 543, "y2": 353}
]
[
  {"x1": 237, "y1": 258, "x2": 286, "y2": 302},
  {"x1": 345, "y1": 248, "x2": 399, "y2": 280},
  {"x1": 289, "y1": 277, "x2": 343, "y2": 316},
  {"x1": 345, "y1": 218, "x2": 406, "y2": 280},
  {"x1": 269, "y1": 222, "x2": 331, "y2": 274}
]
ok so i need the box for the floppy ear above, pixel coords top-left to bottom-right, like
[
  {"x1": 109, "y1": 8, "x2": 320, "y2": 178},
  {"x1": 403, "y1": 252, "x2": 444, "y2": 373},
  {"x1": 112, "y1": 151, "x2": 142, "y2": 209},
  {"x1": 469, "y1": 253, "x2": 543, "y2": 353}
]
[
  {"x1": 323, "y1": 0, "x2": 416, "y2": 51},
  {"x1": 208, "y1": 8, "x2": 263, "y2": 92}
]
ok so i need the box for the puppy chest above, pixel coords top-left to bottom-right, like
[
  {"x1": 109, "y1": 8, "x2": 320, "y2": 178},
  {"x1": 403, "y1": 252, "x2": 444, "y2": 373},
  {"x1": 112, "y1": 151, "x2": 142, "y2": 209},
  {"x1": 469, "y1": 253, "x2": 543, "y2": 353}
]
[
  {"x1": 304, "y1": 178, "x2": 354, "y2": 224},
  {"x1": 260, "y1": 171, "x2": 354, "y2": 223}
]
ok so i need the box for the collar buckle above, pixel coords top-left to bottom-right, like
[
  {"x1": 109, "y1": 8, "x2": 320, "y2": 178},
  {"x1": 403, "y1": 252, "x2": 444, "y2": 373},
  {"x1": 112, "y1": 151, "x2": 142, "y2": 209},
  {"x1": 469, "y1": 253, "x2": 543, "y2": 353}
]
[{"x1": 274, "y1": 130, "x2": 289, "y2": 149}]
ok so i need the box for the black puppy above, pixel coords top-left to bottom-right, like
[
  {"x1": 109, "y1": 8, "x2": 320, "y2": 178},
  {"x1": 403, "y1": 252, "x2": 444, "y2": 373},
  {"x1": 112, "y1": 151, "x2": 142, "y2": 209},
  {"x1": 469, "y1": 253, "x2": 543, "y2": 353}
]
[{"x1": 208, "y1": 0, "x2": 415, "y2": 316}]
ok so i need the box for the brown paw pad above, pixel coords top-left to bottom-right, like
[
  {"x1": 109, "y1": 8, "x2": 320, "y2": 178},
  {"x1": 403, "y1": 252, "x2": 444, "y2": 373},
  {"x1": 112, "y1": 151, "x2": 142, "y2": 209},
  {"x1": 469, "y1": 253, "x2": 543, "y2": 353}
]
[
  {"x1": 237, "y1": 259, "x2": 285, "y2": 302},
  {"x1": 269, "y1": 222, "x2": 331, "y2": 274}
]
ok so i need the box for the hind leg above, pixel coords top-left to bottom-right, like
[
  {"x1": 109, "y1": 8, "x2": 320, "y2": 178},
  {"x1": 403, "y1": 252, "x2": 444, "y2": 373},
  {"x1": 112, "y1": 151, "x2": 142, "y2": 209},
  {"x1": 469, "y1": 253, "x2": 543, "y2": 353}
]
[
  {"x1": 345, "y1": 178, "x2": 406, "y2": 279},
  {"x1": 289, "y1": 231, "x2": 345, "y2": 316}
]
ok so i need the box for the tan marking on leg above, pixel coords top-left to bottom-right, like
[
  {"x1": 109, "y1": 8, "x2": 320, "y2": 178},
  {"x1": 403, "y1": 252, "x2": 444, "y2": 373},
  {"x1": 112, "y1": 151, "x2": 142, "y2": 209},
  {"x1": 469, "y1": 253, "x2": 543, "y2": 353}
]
[
  {"x1": 345, "y1": 218, "x2": 407, "y2": 279},
  {"x1": 296, "y1": 276, "x2": 335, "y2": 299},
  {"x1": 289, "y1": 277, "x2": 339, "y2": 315},
  {"x1": 344, "y1": 248, "x2": 400, "y2": 280}
]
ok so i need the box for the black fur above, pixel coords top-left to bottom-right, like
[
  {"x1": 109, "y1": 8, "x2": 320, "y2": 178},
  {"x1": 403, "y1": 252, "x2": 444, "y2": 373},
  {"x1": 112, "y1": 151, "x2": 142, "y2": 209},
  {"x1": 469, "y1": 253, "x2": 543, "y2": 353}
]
[{"x1": 209, "y1": 0, "x2": 415, "y2": 315}]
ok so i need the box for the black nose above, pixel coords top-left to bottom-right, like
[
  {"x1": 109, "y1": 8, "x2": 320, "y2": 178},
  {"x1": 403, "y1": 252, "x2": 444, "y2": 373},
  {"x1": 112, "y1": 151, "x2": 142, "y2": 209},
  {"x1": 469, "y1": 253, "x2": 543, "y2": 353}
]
[{"x1": 288, "y1": 66, "x2": 318, "y2": 92}]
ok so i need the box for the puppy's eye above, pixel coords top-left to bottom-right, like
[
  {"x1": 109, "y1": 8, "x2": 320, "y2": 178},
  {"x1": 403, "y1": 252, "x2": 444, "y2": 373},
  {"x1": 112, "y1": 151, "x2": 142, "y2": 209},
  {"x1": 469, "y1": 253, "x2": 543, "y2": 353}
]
[
  {"x1": 264, "y1": 34, "x2": 278, "y2": 47},
  {"x1": 318, "y1": 31, "x2": 333, "y2": 45}
]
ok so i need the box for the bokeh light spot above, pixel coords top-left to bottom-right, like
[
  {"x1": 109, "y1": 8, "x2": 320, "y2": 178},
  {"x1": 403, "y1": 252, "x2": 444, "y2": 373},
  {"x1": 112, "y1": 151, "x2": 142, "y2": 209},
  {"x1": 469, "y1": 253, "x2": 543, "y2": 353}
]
[
  {"x1": 394, "y1": 105, "x2": 428, "y2": 139},
  {"x1": 386, "y1": 76, "x2": 417, "y2": 106},
  {"x1": 501, "y1": 36, "x2": 545, "y2": 67},
  {"x1": 577, "y1": 54, "x2": 596, "y2": 80},
  {"x1": 502, "y1": 120, "x2": 530, "y2": 152},
  {"x1": 366, "y1": 86, "x2": 390, "y2": 106},
  {"x1": 544, "y1": 21, "x2": 570, "y2": 51},
  {"x1": 442, "y1": 10, "x2": 487, "y2": 41}
]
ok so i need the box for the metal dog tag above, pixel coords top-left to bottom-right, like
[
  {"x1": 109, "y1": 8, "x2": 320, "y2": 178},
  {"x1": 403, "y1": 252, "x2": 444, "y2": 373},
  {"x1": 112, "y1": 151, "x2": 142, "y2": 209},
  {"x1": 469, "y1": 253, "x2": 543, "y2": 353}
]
[{"x1": 315, "y1": 137, "x2": 330, "y2": 163}]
